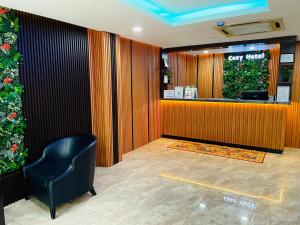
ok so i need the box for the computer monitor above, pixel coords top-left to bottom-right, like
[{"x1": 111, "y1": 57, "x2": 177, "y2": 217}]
[{"x1": 242, "y1": 90, "x2": 269, "y2": 100}]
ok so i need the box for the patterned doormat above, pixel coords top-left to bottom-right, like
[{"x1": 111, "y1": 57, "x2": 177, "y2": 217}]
[{"x1": 167, "y1": 141, "x2": 266, "y2": 163}]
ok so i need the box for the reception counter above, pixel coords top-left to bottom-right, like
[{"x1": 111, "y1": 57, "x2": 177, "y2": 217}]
[{"x1": 161, "y1": 99, "x2": 288, "y2": 152}]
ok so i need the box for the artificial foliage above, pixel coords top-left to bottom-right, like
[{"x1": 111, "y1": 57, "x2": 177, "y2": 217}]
[
  {"x1": 223, "y1": 51, "x2": 270, "y2": 99},
  {"x1": 0, "y1": 7, "x2": 27, "y2": 174}
]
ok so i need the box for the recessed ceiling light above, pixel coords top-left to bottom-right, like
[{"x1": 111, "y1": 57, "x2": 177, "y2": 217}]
[{"x1": 132, "y1": 26, "x2": 143, "y2": 33}]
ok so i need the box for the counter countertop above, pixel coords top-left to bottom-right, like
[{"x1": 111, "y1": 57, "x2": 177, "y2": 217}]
[{"x1": 160, "y1": 98, "x2": 291, "y2": 105}]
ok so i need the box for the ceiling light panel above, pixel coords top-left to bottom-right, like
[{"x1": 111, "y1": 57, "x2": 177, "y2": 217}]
[{"x1": 120, "y1": 0, "x2": 269, "y2": 26}]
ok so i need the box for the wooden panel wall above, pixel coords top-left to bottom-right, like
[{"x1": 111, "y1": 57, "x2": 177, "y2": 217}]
[
  {"x1": 162, "y1": 100, "x2": 287, "y2": 150},
  {"x1": 88, "y1": 30, "x2": 113, "y2": 167},
  {"x1": 177, "y1": 53, "x2": 187, "y2": 86},
  {"x1": 186, "y1": 55, "x2": 198, "y2": 86},
  {"x1": 167, "y1": 52, "x2": 178, "y2": 90},
  {"x1": 198, "y1": 54, "x2": 214, "y2": 98},
  {"x1": 286, "y1": 42, "x2": 300, "y2": 148},
  {"x1": 116, "y1": 37, "x2": 133, "y2": 155},
  {"x1": 213, "y1": 53, "x2": 224, "y2": 98},
  {"x1": 132, "y1": 41, "x2": 150, "y2": 149},
  {"x1": 149, "y1": 45, "x2": 162, "y2": 141},
  {"x1": 269, "y1": 45, "x2": 280, "y2": 96}
]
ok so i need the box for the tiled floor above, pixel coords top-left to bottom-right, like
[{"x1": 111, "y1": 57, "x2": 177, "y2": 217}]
[{"x1": 4, "y1": 138, "x2": 300, "y2": 225}]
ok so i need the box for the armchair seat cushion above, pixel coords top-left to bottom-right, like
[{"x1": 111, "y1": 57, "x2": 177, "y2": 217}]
[{"x1": 26, "y1": 160, "x2": 69, "y2": 187}]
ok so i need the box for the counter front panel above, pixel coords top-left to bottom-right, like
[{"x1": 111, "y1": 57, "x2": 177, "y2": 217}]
[{"x1": 161, "y1": 100, "x2": 287, "y2": 150}]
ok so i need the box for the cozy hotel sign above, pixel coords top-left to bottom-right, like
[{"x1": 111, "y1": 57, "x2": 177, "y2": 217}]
[{"x1": 226, "y1": 52, "x2": 266, "y2": 61}]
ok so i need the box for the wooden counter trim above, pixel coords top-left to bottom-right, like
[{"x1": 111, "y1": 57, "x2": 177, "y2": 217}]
[{"x1": 161, "y1": 100, "x2": 287, "y2": 150}]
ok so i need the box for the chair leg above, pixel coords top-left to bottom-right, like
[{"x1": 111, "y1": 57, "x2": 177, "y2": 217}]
[
  {"x1": 90, "y1": 186, "x2": 97, "y2": 196},
  {"x1": 50, "y1": 207, "x2": 56, "y2": 220}
]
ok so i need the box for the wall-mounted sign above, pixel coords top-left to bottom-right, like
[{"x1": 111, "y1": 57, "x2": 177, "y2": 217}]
[
  {"x1": 184, "y1": 87, "x2": 197, "y2": 99},
  {"x1": 163, "y1": 90, "x2": 174, "y2": 99},
  {"x1": 277, "y1": 86, "x2": 290, "y2": 102},
  {"x1": 175, "y1": 86, "x2": 184, "y2": 99},
  {"x1": 280, "y1": 53, "x2": 294, "y2": 63},
  {"x1": 227, "y1": 52, "x2": 265, "y2": 61}
]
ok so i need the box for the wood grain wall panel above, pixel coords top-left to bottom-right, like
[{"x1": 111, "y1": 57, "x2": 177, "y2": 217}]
[
  {"x1": 161, "y1": 100, "x2": 287, "y2": 150},
  {"x1": 198, "y1": 54, "x2": 214, "y2": 98},
  {"x1": 177, "y1": 53, "x2": 187, "y2": 86},
  {"x1": 269, "y1": 45, "x2": 280, "y2": 96},
  {"x1": 132, "y1": 41, "x2": 149, "y2": 148},
  {"x1": 116, "y1": 37, "x2": 133, "y2": 155},
  {"x1": 286, "y1": 42, "x2": 300, "y2": 148},
  {"x1": 213, "y1": 53, "x2": 224, "y2": 98},
  {"x1": 88, "y1": 30, "x2": 113, "y2": 167},
  {"x1": 168, "y1": 53, "x2": 178, "y2": 89},
  {"x1": 186, "y1": 55, "x2": 198, "y2": 86},
  {"x1": 149, "y1": 45, "x2": 162, "y2": 141}
]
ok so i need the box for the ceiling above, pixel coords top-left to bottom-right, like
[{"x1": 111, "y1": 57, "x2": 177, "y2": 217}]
[{"x1": 0, "y1": 0, "x2": 299, "y2": 48}]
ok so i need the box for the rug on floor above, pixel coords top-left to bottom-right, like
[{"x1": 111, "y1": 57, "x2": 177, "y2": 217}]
[{"x1": 168, "y1": 141, "x2": 266, "y2": 163}]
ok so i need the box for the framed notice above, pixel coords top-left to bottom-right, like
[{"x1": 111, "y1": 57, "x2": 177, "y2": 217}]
[
  {"x1": 163, "y1": 90, "x2": 175, "y2": 99},
  {"x1": 174, "y1": 86, "x2": 184, "y2": 99},
  {"x1": 280, "y1": 54, "x2": 294, "y2": 63},
  {"x1": 277, "y1": 86, "x2": 290, "y2": 102},
  {"x1": 184, "y1": 87, "x2": 197, "y2": 99}
]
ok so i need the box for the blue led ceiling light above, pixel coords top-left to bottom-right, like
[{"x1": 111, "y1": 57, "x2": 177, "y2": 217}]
[{"x1": 120, "y1": 0, "x2": 269, "y2": 27}]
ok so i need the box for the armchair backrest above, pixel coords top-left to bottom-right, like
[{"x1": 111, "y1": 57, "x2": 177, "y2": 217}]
[{"x1": 43, "y1": 134, "x2": 97, "y2": 161}]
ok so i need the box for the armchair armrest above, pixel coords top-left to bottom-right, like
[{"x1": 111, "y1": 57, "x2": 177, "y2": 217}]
[{"x1": 23, "y1": 156, "x2": 45, "y2": 178}]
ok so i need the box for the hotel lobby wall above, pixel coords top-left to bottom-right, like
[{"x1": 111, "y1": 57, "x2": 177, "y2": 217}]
[
  {"x1": 116, "y1": 38, "x2": 161, "y2": 153},
  {"x1": 286, "y1": 42, "x2": 300, "y2": 148},
  {"x1": 89, "y1": 33, "x2": 161, "y2": 166},
  {"x1": 18, "y1": 12, "x2": 92, "y2": 164},
  {"x1": 167, "y1": 46, "x2": 280, "y2": 97},
  {"x1": 3, "y1": 12, "x2": 93, "y2": 206}
]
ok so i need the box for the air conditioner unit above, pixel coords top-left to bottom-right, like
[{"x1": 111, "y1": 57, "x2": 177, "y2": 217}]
[{"x1": 214, "y1": 18, "x2": 285, "y2": 37}]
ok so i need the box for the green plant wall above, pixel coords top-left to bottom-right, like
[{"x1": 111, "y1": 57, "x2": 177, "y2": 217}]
[
  {"x1": 223, "y1": 51, "x2": 270, "y2": 99},
  {"x1": 0, "y1": 7, "x2": 27, "y2": 174}
]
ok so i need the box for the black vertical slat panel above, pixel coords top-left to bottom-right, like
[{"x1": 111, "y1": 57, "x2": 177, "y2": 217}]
[
  {"x1": 1, "y1": 12, "x2": 92, "y2": 207},
  {"x1": 110, "y1": 33, "x2": 119, "y2": 164},
  {"x1": 17, "y1": 12, "x2": 92, "y2": 162}
]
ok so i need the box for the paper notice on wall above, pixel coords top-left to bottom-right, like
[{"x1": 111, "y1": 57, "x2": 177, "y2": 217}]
[
  {"x1": 277, "y1": 86, "x2": 290, "y2": 102},
  {"x1": 164, "y1": 90, "x2": 175, "y2": 99},
  {"x1": 174, "y1": 86, "x2": 184, "y2": 99}
]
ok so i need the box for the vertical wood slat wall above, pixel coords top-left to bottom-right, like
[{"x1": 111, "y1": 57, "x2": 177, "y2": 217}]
[
  {"x1": 132, "y1": 41, "x2": 150, "y2": 149},
  {"x1": 269, "y1": 45, "x2": 280, "y2": 96},
  {"x1": 213, "y1": 53, "x2": 224, "y2": 98},
  {"x1": 167, "y1": 52, "x2": 178, "y2": 90},
  {"x1": 116, "y1": 37, "x2": 133, "y2": 155},
  {"x1": 117, "y1": 37, "x2": 161, "y2": 154},
  {"x1": 18, "y1": 12, "x2": 92, "y2": 163},
  {"x1": 88, "y1": 30, "x2": 114, "y2": 167},
  {"x1": 286, "y1": 43, "x2": 300, "y2": 148},
  {"x1": 149, "y1": 46, "x2": 162, "y2": 142},
  {"x1": 198, "y1": 54, "x2": 214, "y2": 98},
  {"x1": 185, "y1": 55, "x2": 198, "y2": 86}
]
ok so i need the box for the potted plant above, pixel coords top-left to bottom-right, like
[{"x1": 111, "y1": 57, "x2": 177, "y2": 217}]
[
  {"x1": 281, "y1": 66, "x2": 292, "y2": 82},
  {"x1": 162, "y1": 68, "x2": 173, "y2": 84}
]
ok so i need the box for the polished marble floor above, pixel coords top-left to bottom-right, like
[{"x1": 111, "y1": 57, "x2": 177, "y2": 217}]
[{"x1": 4, "y1": 138, "x2": 300, "y2": 225}]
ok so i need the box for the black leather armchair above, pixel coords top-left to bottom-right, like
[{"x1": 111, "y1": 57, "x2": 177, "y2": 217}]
[{"x1": 23, "y1": 134, "x2": 97, "y2": 219}]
